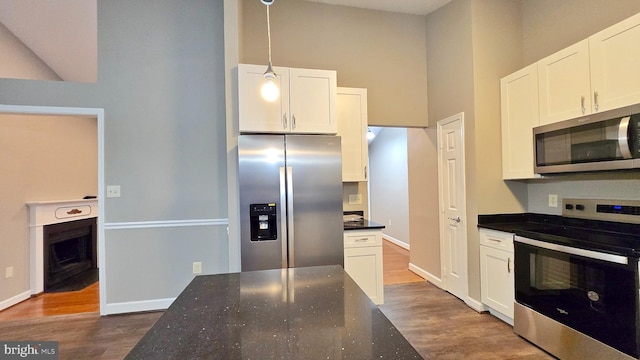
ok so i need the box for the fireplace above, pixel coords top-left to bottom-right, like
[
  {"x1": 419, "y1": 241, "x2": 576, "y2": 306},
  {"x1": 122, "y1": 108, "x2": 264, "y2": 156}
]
[
  {"x1": 43, "y1": 218, "x2": 97, "y2": 292},
  {"x1": 28, "y1": 199, "x2": 98, "y2": 295}
]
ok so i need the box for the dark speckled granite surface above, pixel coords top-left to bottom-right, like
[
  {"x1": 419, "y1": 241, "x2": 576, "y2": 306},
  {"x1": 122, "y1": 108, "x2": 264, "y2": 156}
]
[
  {"x1": 125, "y1": 265, "x2": 421, "y2": 359},
  {"x1": 343, "y1": 219, "x2": 386, "y2": 231},
  {"x1": 478, "y1": 213, "x2": 640, "y2": 256}
]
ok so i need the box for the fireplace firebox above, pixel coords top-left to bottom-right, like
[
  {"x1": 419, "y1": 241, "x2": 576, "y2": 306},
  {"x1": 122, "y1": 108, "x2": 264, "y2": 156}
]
[{"x1": 43, "y1": 217, "x2": 97, "y2": 292}]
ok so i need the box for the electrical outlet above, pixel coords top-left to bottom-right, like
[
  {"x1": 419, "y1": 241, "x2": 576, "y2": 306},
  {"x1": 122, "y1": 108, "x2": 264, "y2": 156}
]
[
  {"x1": 348, "y1": 194, "x2": 363, "y2": 205},
  {"x1": 107, "y1": 185, "x2": 121, "y2": 198},
  {"x1": 192, "y1": 262, "x2": 202, "y2": 274},
  {"x1": 548, "y1": 194, "x2": 558, "y2": 208},
  {"x1": 5, "y1": 266, "x2": 13, "y2": 279}
]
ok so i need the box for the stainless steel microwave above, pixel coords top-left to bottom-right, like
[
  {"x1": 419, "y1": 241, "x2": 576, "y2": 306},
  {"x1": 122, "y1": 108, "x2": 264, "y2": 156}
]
[{"x1": 534, "y1": 104, "x2": 640, "y2": 174}]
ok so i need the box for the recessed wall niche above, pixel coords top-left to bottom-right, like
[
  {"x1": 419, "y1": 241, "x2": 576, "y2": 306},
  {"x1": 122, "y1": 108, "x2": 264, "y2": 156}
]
[{"x1": 0, "y1": 0, "x2": 97, "y2": 83}]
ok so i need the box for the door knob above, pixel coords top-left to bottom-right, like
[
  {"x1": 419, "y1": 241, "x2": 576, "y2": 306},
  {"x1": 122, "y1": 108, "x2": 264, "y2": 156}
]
[{"x1": 448, "y1": 216, "x2": 461, "y2": 223}]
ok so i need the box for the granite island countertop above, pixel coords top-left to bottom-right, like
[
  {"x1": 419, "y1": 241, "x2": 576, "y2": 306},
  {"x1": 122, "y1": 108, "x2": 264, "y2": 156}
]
[{"x1": 125, "y1": 265, "x2": 421, "y2": 359}]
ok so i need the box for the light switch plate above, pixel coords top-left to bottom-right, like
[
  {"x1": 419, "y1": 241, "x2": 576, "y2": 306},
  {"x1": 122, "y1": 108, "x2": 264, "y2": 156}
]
[{"x1": 548, "y1": 194, "x2": 558, "y2": 208}]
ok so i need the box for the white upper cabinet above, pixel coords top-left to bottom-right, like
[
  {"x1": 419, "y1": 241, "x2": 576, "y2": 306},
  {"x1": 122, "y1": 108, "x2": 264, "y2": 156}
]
[
  {"x1": 500, "y1": 64, "x2": 541, "y2": 180},
  {"x1": 537, "y1": 12, "x2": 640, "y2": 125},
  {"x1": 238, "y1": 64, "x2": 290, "y2": 133},
  {"x1": 589, "y1": 12, "x2": 640, "y2": 113},
  {"x1": 337, "y1": 87, "x2": 368, "y2": 182},
  {"x1": 537, "y1": 39, "x2": 592, "y2": 125},
  {"x1": 238, "y1": 64, "x2": 337, "y2": 134}
]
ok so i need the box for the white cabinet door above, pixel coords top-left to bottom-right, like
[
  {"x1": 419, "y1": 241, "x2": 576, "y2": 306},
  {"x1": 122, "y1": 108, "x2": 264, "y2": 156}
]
[
  {"x1": 344, "y1": 246, "x2": 383, "y2": 305},
  {"x1": 344, "y1": 230, "x2": 384, "y2": 305},
  {"x1": 500, "y1": 64, "x2": 540, "y2": 180},
  {"x1": 238, "y1": 65, "x2": 336, "y2": 134},
  {"x1": 479, "y1": 229, "x2": 514, "y2": 323},
  {"x1": 480, "y1": 245, "x2": 514, "y2": 320},
  {"x1": 337, "y1": 87, "x2": 368, "y2": 182},
  {"x1": 590, "y1": 12, "x2": 640, "y2": 113},
  {"x1": 238, "y1": 64, "x2": 290, "y2": 133},
  {"x1": 289, "y1": 68, "x2": 337, "y2": 134},
  {"x1": 538, "y1": 39, "x2": 591, "y2": 125}
]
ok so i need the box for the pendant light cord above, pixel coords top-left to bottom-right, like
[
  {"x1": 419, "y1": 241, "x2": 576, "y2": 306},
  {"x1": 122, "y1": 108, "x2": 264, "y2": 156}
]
[{"x1": 266, "y1": 5, "x2": 272, "y2": 65}]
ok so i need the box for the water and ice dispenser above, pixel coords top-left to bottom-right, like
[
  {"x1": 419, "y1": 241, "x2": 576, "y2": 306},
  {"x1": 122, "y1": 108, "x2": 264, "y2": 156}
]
[{"x1": 249, "y1": 203, "x2": 277, "y2": 241}]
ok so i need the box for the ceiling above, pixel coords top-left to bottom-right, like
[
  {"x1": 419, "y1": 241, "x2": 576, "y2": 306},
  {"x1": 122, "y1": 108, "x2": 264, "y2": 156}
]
[
  {"x1": 304, "y1": 0, "x2": 453, "y2": 15},
  {"x1": 0, "y1": 0, "x2": 96, "y2": 82}
]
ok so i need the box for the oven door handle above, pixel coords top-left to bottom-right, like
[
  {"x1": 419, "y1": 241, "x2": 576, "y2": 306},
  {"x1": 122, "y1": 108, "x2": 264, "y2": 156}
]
[{"x1": 514, "y1": 236, "x2": 629, "y2": 265}]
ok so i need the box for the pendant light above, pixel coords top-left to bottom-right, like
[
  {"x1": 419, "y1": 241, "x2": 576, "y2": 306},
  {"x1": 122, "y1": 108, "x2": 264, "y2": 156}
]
[{"x1": 261, "y1": 0, "x2": 279, "y2": 102}]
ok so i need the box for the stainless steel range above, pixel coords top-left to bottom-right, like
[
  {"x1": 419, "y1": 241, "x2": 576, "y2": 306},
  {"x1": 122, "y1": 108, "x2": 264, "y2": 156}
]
[{"x1": 514, "y1": 198, "x2": 640, "y2": 359}]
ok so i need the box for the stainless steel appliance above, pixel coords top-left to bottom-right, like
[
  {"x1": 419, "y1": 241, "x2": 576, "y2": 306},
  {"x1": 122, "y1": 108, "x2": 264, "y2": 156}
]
[
  {"x1": 534, "y1": 103, "x2": 640, "y2": 174},
  {"x1": 238, "y1": 134, "x2": 344, "y2": 271},
  {"x1": 514, "y1": 198, "x2": 640, "y2": 359}
]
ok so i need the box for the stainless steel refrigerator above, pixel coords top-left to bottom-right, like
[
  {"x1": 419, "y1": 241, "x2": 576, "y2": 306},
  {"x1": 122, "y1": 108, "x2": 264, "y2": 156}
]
[{"x1": 239, "y1": 134, "x2": 344, "y2": 271}]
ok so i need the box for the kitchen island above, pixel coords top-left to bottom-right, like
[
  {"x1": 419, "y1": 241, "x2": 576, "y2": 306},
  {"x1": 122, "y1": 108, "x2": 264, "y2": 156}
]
[{"x1": 125, "y1": 265, "x2": 421, "y2": 359}]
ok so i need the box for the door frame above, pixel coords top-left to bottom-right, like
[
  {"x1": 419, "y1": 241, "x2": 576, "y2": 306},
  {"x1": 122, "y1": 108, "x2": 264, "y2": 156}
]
[
  {"x1": 437, "y1": 112, "x2": 469, "y2": 303},
  {"x1": 0, "y1": 104, "x2": 105, "y2": 314}
]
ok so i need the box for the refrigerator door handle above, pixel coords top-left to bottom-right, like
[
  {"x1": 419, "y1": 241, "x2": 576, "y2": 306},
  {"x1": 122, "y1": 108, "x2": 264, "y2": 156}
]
[
  {"x1": 286, "y1": 166, "x2": 295, "y2": 267},
  {"x1": 279, "y1": 167, "x2": 288, "y2": 268}
]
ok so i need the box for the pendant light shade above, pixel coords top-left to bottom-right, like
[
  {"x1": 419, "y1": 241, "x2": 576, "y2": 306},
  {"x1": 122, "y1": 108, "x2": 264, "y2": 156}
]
[{"x1": 261, "y1": 1, "x2": 279, "y2": 102}]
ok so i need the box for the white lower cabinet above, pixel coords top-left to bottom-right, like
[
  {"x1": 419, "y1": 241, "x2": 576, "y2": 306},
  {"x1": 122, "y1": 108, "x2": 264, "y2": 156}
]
[
  {"x1": 479, "y1": 229, "x2": 514, "y2": 325},
  {"x1": 344, "y1": 230, "x2": 384, "y2": 305}
]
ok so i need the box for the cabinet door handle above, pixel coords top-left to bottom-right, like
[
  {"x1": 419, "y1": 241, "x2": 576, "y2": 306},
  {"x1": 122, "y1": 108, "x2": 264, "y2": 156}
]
[
  {"x1": 581, "y1": 96, "x2": 586, "y2": 114},
  {"x1": 487, "y1": 238, "x2": 502, "y2": 243},
  {"x1": 364, "y1": 166, "x2": 367, "y2": 180},
  {"x1": 292, "y1": 114, "x2": 296, "y2": 130},
  {"x1": 507, "y1": 258, "x2": 511, "y2": 273},
  {"x1": 283, "y1": 113, "x2": 288, "y2": 129},
  {"x1": 354, "y1": 238, "x2": 369, "y2": 242},
  {"x1": 594, "y1": 91, "x2": 599, "y2": 111}
]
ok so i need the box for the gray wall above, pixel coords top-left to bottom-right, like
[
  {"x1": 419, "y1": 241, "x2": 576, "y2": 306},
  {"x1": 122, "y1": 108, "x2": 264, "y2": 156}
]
[
  {"x1": 0, "y1": 0, "x2": 229, "y2": 311},
  {"x1": 369, "y1": 128, "x2": 410, "y2": 246},
  {"x1": 239, "y1": 0, "x2": 428, "y2": 127}
]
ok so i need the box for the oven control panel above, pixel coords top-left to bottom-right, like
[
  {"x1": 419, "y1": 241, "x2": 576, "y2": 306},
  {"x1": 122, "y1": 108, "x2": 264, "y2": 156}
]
[{"x1": 563, "y1": 198, "x2": 640, "y2": 224}]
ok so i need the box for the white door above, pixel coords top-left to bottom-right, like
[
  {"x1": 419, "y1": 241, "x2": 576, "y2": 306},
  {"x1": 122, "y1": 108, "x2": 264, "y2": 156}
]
[{"x1": 438, "y1": 113, "x2": 467, "y2": 301}]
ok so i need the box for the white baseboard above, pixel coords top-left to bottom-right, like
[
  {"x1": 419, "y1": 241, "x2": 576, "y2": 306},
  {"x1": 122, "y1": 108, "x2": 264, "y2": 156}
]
[
  {"x1": 0, "y1": 290, "x2": 31, "y2": 311},
  {"x1": 382, "y1": 234, "x2": 409, "y2": 250},
  {"x1": 465, "y1": 296, "x2": 487, "y2": 313},
  {"x1": 409, "y1": 262, "x2": 443, "y2": 288},
  {"x1": 102, "y1": 297, "x2": 175, "y2": 315}
]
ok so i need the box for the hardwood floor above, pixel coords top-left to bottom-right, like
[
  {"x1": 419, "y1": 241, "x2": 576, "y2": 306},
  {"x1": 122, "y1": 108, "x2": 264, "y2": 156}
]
[
  {"x1": 380, "y1": 282, "x2": 552, "y2": 359},
  {"x1": 0, "y1": 282, "x2": 99, "y2": 322},
  {"x1": 0, "y1": 241, "x2": 552, "y2": 359},
  {"x1": 383, "y1": 239, "x2": 424, "y2": 285}
]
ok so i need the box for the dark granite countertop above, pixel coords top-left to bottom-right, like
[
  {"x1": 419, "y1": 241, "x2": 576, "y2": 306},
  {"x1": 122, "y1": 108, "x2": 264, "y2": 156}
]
[
  {"x1": 343, "y1": 211, "x2": 386, "y2": 231},
  {"x1": 125, "y1": 265, "x2": 421, "y2": 359},
  {"x1": 344, "y1": 219, "x2": 386, "y2": 231}
]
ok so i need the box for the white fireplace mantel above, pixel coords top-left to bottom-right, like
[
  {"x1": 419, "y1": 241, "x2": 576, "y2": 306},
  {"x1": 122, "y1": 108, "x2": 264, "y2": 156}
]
[{"x1": 27, "y1": 199, "x2": 98, "y2": 295}]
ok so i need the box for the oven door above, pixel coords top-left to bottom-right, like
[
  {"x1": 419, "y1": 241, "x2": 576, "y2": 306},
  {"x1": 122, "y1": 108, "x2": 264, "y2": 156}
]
[{"x1": 514, "y1": 236, "x2": 639, "y2": 358}]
